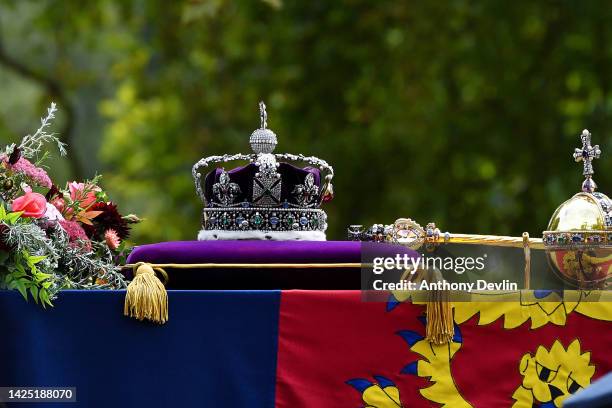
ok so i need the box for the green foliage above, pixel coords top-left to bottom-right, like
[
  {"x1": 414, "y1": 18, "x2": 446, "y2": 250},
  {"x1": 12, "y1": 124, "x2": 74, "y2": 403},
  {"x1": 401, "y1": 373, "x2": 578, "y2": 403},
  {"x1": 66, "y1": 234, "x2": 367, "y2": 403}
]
[
  {"x1": 0, "y1": 206, "x2": 53, "y2": 306},
  {"x1": 2, "y1": 250, "x2": 53, "y2": 307},
  {"x1": 0, "y1": 204, "x2": 22, "y2": 225},
  {"x1": 0, "y1": 1, "x2": 611, "y2": 242}
]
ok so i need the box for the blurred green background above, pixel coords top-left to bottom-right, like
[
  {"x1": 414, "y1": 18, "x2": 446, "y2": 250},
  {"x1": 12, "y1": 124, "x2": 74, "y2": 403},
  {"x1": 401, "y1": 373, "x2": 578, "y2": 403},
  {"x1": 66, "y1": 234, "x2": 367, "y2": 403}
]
[{"x1": 0, "y1": 0, "x2": 610, "y2": 243}]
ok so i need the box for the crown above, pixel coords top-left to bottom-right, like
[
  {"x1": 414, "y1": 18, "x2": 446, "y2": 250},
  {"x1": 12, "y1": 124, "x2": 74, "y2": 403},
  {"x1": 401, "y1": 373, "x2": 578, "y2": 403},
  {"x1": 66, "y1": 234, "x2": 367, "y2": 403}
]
[{"x1": 192, "y1": 102, "x2": 334, "y2": 240}]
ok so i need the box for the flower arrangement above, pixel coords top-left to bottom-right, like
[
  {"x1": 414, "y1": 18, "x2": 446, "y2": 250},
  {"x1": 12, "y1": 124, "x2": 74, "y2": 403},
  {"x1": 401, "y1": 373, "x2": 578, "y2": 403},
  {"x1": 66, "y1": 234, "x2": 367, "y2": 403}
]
[{"x1": 0, "y1": 103, "x2": 138, "y2": 306}]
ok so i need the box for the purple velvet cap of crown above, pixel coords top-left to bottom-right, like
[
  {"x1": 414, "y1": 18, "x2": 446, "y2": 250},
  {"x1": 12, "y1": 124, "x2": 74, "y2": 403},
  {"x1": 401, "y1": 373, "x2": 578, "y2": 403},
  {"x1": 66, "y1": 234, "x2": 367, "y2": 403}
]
[{"x1": 203, "y1": 163, "x2": 321, "y2": 206}]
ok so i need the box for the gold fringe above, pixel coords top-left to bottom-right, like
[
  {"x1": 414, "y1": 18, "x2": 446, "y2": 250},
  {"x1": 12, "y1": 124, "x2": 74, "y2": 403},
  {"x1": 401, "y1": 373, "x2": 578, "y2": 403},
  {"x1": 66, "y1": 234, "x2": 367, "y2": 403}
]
[
  {"x1": 124, "y1": 263, "x2": 168, "y2": 324},
  {"x1": 425, "y1": 289, "x2": 454, "y2": 345}
]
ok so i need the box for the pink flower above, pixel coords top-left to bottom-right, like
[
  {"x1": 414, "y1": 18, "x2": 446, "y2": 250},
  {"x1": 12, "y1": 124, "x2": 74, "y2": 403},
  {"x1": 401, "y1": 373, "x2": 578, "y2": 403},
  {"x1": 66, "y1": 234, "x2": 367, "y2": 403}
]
[
  {"x1": 44, "y1": 203, "x2": 64, "y2": 221},
  {"x1": 3, "y1": 156, "x2": 52, "y2": 188},
  {"x1": 104, "y1": 229, "x2": 121, "y2": 250},
  {"x1": 51, "y1": 197, "x2": 66, "y2": 213},
  {"x1": 59, "y1": 219, "x2": 91, "y2": 251},
  {"x1": 12, "y1": 192, "x2": 47, "y2": 218},
  {"x1": 68, "y1": 181, "x2": 100, "y2": 209}
]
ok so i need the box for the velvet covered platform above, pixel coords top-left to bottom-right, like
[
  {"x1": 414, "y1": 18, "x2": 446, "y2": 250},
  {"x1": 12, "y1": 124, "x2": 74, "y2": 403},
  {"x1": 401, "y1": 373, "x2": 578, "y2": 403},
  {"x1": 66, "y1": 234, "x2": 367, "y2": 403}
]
[
  {"x1": 126, "y1": 240, "x2": 414, "y2": 290},
  {"x1": 2, "y1": 290, "x2": 611, "y2": 407}
]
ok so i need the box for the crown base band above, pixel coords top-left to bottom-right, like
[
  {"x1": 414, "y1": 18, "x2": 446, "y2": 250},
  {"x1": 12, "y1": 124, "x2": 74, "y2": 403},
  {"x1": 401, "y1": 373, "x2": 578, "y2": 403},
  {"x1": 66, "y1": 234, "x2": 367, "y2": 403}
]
[{"x1": 202, "y1": 207, "x2": 327, "y2": 234}]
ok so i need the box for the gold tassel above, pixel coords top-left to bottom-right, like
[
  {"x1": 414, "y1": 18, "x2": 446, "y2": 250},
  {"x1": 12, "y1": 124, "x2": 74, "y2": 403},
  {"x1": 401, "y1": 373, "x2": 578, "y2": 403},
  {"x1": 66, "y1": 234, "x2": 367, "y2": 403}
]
[
  {"x1": 124, "y1": 263, "x2": 168, "y2": 324},
  {"x1": 425, "y1": 289, "x2": 454, "y2": 345},
  {"x1": 408, "y1": 266, "x2": 455, "y2": 344},
  {"x1": 422, "y1": 267, "x2": 454, "y2": 345}
]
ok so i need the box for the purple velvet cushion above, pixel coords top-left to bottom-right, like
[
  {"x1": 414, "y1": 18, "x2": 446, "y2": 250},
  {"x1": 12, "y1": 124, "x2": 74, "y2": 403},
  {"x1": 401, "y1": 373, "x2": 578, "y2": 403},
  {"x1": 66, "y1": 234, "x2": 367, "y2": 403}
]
[
  {"x1": 128, "y1": 240, "x2": 363, "y2": 264},
  {"x1": 126, "y1": 241, "x2": 417, "y2": 290}
]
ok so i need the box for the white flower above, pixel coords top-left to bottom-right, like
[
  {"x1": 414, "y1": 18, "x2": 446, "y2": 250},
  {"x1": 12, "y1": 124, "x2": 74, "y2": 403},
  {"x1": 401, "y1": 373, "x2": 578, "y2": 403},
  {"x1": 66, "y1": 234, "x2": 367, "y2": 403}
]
[{"x1": 44, "y1": 202, "x2": 65, "y2": 221}]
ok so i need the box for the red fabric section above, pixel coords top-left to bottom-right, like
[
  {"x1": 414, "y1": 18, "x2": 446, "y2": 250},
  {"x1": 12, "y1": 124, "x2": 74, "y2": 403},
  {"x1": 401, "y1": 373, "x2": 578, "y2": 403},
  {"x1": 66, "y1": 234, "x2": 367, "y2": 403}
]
[
  {"x1": 275, "y1": 291, "x2": 428, "y2": 408},
  {"x1": 452, "y1": 311, "x2": 612, "y2": 407},
  {"x1": 275, "y1": 290, "x2": 612, "y2": 408}
]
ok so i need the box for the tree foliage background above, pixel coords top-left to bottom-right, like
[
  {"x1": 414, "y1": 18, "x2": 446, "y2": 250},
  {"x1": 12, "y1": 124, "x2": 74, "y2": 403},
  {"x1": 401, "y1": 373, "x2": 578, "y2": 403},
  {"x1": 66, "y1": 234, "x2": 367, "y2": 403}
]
[{"x1": 0, "y1": 0, "x2": 610, "y2": 243}]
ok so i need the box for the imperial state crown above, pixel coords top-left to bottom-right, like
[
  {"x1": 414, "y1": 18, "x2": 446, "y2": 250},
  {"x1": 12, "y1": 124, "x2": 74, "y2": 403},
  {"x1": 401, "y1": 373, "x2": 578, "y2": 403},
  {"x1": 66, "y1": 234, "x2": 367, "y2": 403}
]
[
  {"x1": 542, "y1": 129, "x2": 611, "y2": 288},
  {"x1": 192, "y1": 102, "x2": 334, "y2": 241}
]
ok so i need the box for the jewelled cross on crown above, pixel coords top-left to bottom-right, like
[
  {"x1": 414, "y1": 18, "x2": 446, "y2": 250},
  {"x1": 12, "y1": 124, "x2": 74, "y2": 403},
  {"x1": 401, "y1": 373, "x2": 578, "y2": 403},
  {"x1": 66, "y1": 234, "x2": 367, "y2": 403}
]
[
  {"x1": 573, "y1": 129, "x2": 602, "y2": 193},
  {"x1": 260, "y1": 101, "x2": 267, "y2": 129}
]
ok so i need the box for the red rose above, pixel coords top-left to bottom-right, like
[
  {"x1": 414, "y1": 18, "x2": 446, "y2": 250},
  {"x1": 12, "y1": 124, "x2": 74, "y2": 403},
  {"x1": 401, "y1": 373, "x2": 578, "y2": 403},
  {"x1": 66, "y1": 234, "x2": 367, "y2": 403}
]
[{"x1": 12, "y1": 192, "x2": 47, "y2": 218}]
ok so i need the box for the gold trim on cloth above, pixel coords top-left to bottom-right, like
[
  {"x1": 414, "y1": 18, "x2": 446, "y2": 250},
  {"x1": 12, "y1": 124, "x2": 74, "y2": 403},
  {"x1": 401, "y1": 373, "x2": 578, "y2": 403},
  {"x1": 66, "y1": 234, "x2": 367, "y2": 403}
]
[{"x1": 122, "y1": 262, "x2": 363, "y2": 269}]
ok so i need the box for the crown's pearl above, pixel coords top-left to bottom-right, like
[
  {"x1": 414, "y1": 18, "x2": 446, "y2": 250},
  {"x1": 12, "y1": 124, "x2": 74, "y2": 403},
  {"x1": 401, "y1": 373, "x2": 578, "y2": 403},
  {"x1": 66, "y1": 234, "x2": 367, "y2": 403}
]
[{"x1": 250, "y1": 128, "x2": 277, "y2": 154}]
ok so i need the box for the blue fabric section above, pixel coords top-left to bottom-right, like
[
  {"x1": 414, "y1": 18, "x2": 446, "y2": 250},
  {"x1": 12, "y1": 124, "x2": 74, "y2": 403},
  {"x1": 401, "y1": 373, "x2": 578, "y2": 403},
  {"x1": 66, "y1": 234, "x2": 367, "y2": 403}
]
[
  {"x1": 396, "y1": 330, "x2": 423, "y2": 347},
  {"x1": 0, "y1": 290, "x2": 280, "y2": 408},
  {"x1": 345, "y1": 378, "x2": 372, "y2": 393}
]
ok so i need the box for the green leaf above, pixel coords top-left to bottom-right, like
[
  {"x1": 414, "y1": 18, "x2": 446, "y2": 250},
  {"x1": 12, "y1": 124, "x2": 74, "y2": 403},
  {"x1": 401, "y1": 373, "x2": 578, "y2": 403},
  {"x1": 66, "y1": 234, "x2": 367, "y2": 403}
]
[
  {"x1": 14, "y1": 264, "x2": 25, "y2": 276},
  {"x1": 39, "y1": 289, "x2": 53, "y2": 307},
  {"x1": 26, "y1": 255, "x2": 46, "y2": 265},
  {"x1": 0, "y1": 250, "x2": 9, "y2": 265},
  {"x1": 35, "y1": 272, "x2": 52, "y2": 280},
  {"x1": 15, "y1": 281, "x2": 28, "y2": 301},
  {"x1": 6, "y1": 211, "x2": 23, "y2": 224},
  {"x1": 30, "y1": 286, "x2": 39, "y2": 303}
]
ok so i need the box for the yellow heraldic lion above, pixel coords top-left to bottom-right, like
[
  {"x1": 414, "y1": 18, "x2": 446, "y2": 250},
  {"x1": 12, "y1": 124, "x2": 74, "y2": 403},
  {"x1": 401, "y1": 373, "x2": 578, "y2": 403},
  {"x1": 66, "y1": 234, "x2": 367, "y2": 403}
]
[
  {"x1": 389, "y1": 289, "x2": 612, "y2": 329},
  {"x1": 346, "y1": 376, "x2": 404, "y2": 408},
  {"x1": 397, "y1": 319, "x2": 472, "y2": 408},
  {"x1": 451, "y1": 290, "x2": 612, "y2": 329},
  {"x1": 511, "y1": 339, "x2": 595, "y2": 407},
  {"x1": 381, "y1": 291, "x2": 610, "y2": 407}
]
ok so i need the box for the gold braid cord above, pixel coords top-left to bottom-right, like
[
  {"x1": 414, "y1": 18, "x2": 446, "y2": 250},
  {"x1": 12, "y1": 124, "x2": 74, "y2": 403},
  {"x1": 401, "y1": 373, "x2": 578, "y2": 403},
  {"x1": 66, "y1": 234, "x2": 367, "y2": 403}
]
[{"x1": 122, "y1": 263, "x2": 362, "y2": 269}]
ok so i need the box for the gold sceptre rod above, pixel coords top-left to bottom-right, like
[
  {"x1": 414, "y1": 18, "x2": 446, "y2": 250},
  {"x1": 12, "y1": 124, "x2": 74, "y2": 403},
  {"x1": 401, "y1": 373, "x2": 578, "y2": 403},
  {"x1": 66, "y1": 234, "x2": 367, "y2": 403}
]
[
  {"x1": 389, "y1": 219, "x2": 541, "y2": 289},
  {"x1": 438, "y1": 232, "x2": 544, "y2": 250},
  {"x1": 358, "y1": 219, "x2": 543, "y2": 344},
  {"x1": 389, "y1": 218, "x2": 543, "y2": 249},
  {"x1": 439, "y1": 232, "x2": 539, "y2": 289}
]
